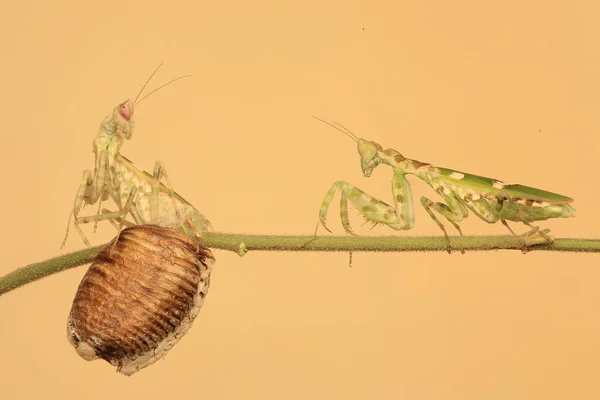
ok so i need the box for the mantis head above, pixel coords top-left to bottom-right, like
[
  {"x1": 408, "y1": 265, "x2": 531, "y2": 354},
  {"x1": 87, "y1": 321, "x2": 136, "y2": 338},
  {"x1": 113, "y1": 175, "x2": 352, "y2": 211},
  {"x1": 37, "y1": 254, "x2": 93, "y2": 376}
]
[
  {"x1": 106, "y1": 63, "x2": 191, "y2": 143},
  {"x1": 358, "y1": 138, "x2": 381, "y2": 177},
  {"x1": 113, "y1": 100, "x2": 135, "y2": 140},
  {"x1": 311, "y1": 116, "x2": 384, "y2": 177}
]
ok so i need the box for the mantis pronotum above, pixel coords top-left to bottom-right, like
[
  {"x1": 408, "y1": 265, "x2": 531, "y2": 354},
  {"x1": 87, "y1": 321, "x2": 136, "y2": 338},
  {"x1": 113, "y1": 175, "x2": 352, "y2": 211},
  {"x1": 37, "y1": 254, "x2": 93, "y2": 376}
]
[
  {"x1": 314, "y1": 117, "x2": 575, "y2": 252},
  {"x1": 61, "y1": 64, "x2": 212, "y2": 248}
]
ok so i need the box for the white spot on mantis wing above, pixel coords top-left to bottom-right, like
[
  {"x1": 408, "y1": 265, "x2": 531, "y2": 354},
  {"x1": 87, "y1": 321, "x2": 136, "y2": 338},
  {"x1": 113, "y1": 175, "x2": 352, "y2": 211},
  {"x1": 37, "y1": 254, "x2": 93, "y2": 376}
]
[
  {"x1": 532, "y1": 201, "x2": 550, "y2": 208},
  {"x1": 449, "y1": 172, "x2": 465, "y2": 180},
  {"x1": 492, "y1": 180, "x2": 505, "y2": 189}
]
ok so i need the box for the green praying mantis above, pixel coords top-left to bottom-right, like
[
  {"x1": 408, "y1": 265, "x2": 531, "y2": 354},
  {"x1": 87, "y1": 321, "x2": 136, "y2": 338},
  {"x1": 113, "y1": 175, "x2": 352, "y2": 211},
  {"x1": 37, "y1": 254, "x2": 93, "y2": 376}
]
[
  {"x1": 61, "y1": 64, "x2": 212, "y2": 248},
  {"x1": 313, "y1": 117, "x2": 575, "y2": 252}
]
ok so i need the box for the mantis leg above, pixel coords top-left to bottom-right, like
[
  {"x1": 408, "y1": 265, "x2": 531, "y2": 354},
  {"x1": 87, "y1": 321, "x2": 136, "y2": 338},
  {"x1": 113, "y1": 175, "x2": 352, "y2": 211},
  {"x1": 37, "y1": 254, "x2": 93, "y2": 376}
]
[
  {"x1": 77, "y1": 210, "x2": 126, "y2": 224},
  {"x1": 419, "y1": 194, "x2": 467, "y2": 253},
  {"x1": 61, "y1": 169, "x2": 98, "y2": 248},
  {"x1": 61, "y1": 150, "x2": 111, "y2": 248},
  {"x1": 499, "y1": 219, "x2": 550, "y2": 244},
  {"x1": 390, "y1": 172, "x2": 416, "y2": 230},
  {"x1": 90, "y1": 149, "x2": 111, "y2": 233},
  {"x1": 496, "y1": 191, "x2": 554, "y2": 244},
  {"x1": 113, "y1": 187, "x2": 138, "y2": 243},
  {"x1": 315, "y1": 182, "x2": 343, "y2": 234},
  {"x1": 501, "y1": 219, "x2": 552, "y2": 247},
  {"x1": 316, "y1": 174, "x2": 415, "y2": 235},
  {"x1": 463, "y1": 194, "x2": 552, "y2": 246},
  {"x1": 100, "y1": 208, "x2": 136, "y2": 230},
  {"x1": 83, "y1": 149, "x2": 110, "y2": 207},
  {"x1": 150, "y1": 161, "x2": 183, "y2": 228},
  {"x1": 72, "y1": 188, "x2": 139, "y2": 246},
  {"x1": 501, "y1": 219, "x2": 518, "y2": 235}
]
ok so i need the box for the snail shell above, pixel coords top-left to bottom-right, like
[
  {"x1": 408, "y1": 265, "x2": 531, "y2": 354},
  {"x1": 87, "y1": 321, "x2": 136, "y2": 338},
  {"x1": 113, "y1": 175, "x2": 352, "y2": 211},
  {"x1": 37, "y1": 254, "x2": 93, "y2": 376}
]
[{"x1": 67, "y1": 225, "x2": 214, "y2": 375}]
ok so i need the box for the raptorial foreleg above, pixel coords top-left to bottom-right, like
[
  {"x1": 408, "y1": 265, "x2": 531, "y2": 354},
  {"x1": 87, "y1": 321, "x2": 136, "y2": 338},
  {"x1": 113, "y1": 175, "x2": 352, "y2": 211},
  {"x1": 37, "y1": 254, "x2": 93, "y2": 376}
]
[{"x1": 315, "y1": 173, "x2": 415, "y2": 235}]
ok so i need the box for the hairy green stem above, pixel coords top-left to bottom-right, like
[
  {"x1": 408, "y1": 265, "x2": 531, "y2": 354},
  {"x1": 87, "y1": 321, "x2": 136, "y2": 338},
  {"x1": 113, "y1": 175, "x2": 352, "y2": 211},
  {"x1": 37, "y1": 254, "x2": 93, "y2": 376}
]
[{"x1": 1, "y1": 233, "x2": 599, "y2": 296}]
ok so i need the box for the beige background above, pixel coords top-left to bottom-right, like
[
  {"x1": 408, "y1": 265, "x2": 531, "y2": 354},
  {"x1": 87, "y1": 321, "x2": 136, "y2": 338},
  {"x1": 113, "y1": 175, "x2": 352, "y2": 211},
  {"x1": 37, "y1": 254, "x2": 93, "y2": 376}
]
[{"x1": 1, "y1": 1, "x2": 599, "y2": 399}]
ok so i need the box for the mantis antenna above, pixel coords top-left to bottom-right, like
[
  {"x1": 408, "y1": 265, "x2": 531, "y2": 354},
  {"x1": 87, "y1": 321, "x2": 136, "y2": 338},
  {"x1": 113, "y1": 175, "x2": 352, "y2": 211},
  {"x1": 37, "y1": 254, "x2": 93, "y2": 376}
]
[
  {"x1": 136, "y1": 75, "x2": 192, "y2": 106},
  {"x1": 134, "y1": 61, "x2": 164, "y2": 104},
  {"x1": 133, "y1": 61, "x2": 192, "y2": 107},
  {"x1": 312, "y1": 116, "x2": 358, "y2": 143}
]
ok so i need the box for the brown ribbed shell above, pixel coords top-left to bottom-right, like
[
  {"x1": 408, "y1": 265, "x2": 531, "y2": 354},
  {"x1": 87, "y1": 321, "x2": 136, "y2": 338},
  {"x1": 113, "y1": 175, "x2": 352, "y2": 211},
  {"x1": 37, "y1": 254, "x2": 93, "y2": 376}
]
[{"x1": 67, "y1": 225, "x2": 214, "y2": 376}]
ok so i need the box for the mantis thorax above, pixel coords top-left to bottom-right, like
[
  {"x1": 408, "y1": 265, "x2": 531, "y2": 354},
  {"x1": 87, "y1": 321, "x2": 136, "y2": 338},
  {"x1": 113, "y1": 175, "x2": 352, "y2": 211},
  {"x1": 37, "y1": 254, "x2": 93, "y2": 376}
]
[{"x1": 358, "y1": 138, "x2": 432, "y2": 178}]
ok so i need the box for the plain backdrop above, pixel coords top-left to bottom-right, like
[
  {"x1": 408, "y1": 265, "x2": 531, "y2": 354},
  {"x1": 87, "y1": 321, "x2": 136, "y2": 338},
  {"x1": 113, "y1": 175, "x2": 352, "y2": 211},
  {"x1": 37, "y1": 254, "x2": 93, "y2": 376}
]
[{"x1": 1, "y1": 1, "x2": 599, "y2": 399}]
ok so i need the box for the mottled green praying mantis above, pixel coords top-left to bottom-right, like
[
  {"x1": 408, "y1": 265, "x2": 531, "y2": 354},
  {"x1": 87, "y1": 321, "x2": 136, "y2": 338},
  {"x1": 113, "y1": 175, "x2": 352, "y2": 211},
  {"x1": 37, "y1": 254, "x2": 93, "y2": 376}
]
[
  {"x1": 313, "y1": 117, "x2": 575, "y2": 252},
  {"x1": 61, "y1": 64, "x2": 212, "y2": 248}
]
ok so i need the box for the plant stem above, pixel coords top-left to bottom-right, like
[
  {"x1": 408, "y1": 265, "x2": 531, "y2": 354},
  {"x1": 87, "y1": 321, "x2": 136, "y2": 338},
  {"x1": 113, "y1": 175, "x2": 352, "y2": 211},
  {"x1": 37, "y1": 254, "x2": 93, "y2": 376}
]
[{"x1": 2, "y1": 233, "x2": 599, "y2": 296}]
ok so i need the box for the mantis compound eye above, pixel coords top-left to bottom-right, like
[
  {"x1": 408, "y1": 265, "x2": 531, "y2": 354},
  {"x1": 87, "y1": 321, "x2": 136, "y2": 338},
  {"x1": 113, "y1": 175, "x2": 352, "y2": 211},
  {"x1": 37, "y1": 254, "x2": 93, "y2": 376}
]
[{"x1": 119, "y1": 100, "x2": 134, "y2": 121}]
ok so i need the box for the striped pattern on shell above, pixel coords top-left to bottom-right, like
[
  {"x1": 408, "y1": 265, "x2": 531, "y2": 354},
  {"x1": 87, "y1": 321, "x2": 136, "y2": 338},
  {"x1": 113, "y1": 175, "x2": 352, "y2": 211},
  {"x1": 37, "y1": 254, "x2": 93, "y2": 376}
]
[{"x1": 67, "y1": 225, "x2": 214, "y2": 376}]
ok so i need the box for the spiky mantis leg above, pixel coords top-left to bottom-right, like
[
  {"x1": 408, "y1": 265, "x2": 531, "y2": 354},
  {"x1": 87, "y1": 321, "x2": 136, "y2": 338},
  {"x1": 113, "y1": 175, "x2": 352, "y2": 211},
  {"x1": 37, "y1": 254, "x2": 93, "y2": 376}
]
[
  {"x1": 63, "y1": 170, "x2": 94, "y2": 247},
  {"x1": 90, "y1": 147, "x2": 113, "y2": 234},
  {"x1": 316, "y1": 173, "x2": 415, "y2": 235},
  {"x1": 419, "y1": 195, "x2": 467, "y2": 253},
  {"x1": 61, "y1": 148, "x2": 112, "y2": 248},
  {"x1": 61, "y1": 152, "x2": 111, "y2": 248}
]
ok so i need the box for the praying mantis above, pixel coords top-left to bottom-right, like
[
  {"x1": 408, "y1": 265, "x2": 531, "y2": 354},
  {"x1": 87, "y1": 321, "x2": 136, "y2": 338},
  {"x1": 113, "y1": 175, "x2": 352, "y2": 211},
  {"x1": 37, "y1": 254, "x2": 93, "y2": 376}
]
[
  {"x1": 313, "y1": 117, "x2": 575, "y2": 252},
  {"x1": 61, "y1": 64, "x2": 212, "y2": 248}
]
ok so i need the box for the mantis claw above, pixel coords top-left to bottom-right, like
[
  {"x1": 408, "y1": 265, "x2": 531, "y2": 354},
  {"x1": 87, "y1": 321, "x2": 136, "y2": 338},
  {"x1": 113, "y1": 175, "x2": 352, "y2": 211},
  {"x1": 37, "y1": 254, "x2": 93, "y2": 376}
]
[
  {"x1": 445, "y1": 241, "x2": 452, "y2": 254},
  {"x1": 320, "y1": 218, "x2": 332, "y2": 233}
]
